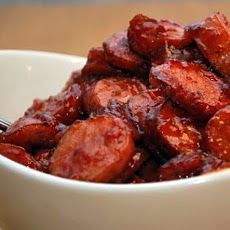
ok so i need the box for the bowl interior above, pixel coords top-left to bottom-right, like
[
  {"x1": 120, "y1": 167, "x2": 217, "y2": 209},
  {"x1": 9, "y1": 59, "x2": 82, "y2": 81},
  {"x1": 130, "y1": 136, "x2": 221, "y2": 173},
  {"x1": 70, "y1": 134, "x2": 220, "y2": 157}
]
[{"x1": 0, "y1": 50, "x2": 85, "y2": 122}]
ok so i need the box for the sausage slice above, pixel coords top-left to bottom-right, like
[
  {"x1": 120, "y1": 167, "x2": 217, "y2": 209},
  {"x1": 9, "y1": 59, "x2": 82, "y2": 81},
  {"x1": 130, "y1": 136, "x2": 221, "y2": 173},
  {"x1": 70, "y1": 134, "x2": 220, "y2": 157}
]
[
  {"x1": 84, "y1": 77, "x2": 146, "y2": 114},
  {"x1": 103, "y1": 31, "x2": 146, "y2": 72},
  {"x1": 156, "y1": 100, "x2": 202, "y2": 156},
  {"x1": 187, "y1": 12, "x2": 230, "y2": 76},
  {"x1": 204, "y1": 105, "x2": 230, "y2": 161},
  {"x1": 49, "y1": 115, "x2": 135, "y2": 182},
  {"x1": 151, "y1": 60, "x2": 230, "y2": 120},
  {"x1": 0, "y1": 143, "x2": 43, "y2": 171}
]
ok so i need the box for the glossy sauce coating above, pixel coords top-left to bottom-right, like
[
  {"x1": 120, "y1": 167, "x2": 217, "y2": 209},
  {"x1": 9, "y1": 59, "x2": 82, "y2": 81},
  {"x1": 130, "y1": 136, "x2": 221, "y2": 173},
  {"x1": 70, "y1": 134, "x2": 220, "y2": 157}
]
[
  {"x1": 188, "y1": 12, "x2": 230, "y2": 76},
  {"x1": 151, "y1": 60, "x2": 230, "y2": 120},
  {"x1": 204, "y1": 105, "x2": 230, "y2": 161},
  {"x1": 26, "y1": 84, "x2": 82, "y2": 125},
  {"x1": 156, "y1": 100, "x2": 202, "y2": 156},
  {"x1": 1, "y1": 113, "x2": 66, "y2": 151},
  {"x1": 103, "y1": 31, "x2": 145, "y2": 72},
  {"x1": 84, "y1": 77, "x2": 146, "y2": 114},
  {"x1": 49, "y1": 115, "x2": 135, "y2": 182}
]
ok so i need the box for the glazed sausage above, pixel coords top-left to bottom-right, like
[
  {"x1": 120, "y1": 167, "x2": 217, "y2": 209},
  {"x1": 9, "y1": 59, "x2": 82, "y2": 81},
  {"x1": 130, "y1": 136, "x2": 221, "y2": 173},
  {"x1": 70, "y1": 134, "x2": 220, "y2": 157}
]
[
  {"x1": 128, "y1": 14, "x2": 191, "y2": 57},
  {"x1": 127, "y1": 89, "x2": 165, "y2": 135},
  {"x1": 25, "y1": 84, "x2": 82, "y2": 125},
  {"x1": 158, "y1": 152, "x2": 203, "y2": 181},
  {"x1": 0, "y1": 143, "x2": 43, "y2": 171},
  {"x1": 204, "y1": 105, "x2": 230, "y2": 161},
  {"x1": 84, "y1": 77, "x2": 146, "y2": 115},
  {"x1": 103, "y1": 30, "x2": 146, "y2": 73},
  {"x1": 1, "y1": 113, "x2": 66, "y2": 151},
  {"x1": 150, "y1": 60, "x2": 230, "y2": 120},
  {"x1": 187, "y1": 13, "x2": 230, "y2": 76},
  {"x1": 49, "y1": 115, "x2": 135, "y2": 182},
  {"x1": 156, "y1": 100, "x2": 202, "y2": 156},
  {"x1": 81, "y1": 47, "x2": 119, "y2": 78},
  {"x1": 128, "y1": 14, "x2": 165, "y2": 57}
]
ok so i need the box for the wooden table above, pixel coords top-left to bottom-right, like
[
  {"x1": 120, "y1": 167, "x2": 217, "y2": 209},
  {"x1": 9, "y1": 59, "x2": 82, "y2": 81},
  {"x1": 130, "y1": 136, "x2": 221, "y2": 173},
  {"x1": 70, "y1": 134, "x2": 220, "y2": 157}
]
[{"x1": 0, "y1": 2, "x2": 229, "y2": 57}]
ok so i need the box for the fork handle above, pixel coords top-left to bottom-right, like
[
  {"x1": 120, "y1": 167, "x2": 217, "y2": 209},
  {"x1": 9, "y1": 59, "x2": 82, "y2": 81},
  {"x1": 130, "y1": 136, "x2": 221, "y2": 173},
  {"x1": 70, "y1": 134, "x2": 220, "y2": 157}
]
[{"x1": 0, "y1": 118, "x2": 11, "y2": 131}]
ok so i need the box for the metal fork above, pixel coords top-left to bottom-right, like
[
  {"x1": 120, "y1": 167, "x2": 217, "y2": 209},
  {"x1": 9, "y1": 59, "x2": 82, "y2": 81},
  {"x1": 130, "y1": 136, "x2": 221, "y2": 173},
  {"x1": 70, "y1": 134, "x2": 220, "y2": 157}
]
[{"x1": 0, "y1": 118, "x2": 11, "y2": 131}]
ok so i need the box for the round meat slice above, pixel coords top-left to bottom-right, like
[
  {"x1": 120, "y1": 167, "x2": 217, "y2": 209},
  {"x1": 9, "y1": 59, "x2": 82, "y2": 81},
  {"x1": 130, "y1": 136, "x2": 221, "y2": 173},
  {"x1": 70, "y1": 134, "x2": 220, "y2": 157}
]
[
  {"x1": 84, "y1": 77, "x2": 146, "y2": 115},
  {"x1": 128, "y1": 14, "x2": 166, "y2": 57},
  {"x1": 103, "y1": 31, "x2": 145, "y2": 72},
  {"x1": 156, "y1": 100, "x2": 202, "y2": 156},
  {"x1": 151, "y1": 60, "x2": 230, "y2": 120},
  {"x1": 187, "y1": 12, "x2": 230, "y2": 76},
  {"x1": 158, "y1": 152, "x2": 203, "y2": 181},
  {"x1": 49, "y1": 115, "x2": 135, "y2": 183},
  {"x1": 81, "y1": 47, "x2": 119, "y2": 78},
  {"x1": 1, "y1": 113, "x2": 66, "y2": 151},
  {"x1": 0, "y1": 143, "x2": 43, "y2": 171},
  {"x1": 127, "y1": 14, "x2": 191, "y2": 57},
  {"x1": 204, "y1": 105, "x2": 230, "y2": 161},
  {"x1": 25, "y1": 84, "x2": 82, "y2": 125}
]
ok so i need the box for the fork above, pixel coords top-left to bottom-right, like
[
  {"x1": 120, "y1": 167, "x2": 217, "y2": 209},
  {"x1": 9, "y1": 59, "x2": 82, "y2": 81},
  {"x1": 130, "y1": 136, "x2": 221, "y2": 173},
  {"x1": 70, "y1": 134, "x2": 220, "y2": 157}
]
[{"x1": 0, "y1": 118, "x2": 11, "y2": 131}]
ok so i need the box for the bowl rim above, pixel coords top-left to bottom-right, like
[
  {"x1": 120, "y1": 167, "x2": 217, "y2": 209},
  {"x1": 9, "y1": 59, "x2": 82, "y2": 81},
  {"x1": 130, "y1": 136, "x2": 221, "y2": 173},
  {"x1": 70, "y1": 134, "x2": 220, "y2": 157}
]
[{"x1": 0, "y1": 49, "x2": 230, "y2": 193}]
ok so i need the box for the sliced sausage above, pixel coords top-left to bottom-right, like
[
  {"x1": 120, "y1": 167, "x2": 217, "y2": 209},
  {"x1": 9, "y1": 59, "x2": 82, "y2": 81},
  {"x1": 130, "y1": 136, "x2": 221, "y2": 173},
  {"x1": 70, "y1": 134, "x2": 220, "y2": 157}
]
[
  {"x1": 187, "y1": 12, "x2": 230, "y2": 76},
  {"x1": 158, "y1": 152, "x2": 203, "y2": 181},
  {"x1": 25, "y1": 84, "x2": 82, "y2": 125},
  {"x1": 204, "y1": 105, "x2": 230, "y2": 161},
  {"x1": 128, "y1": 14, "x2": 191, "y2": 57},
  {"x1": 1, "y1": 113, "x2": 66, "y2": 151},
  {"x1": 151, "y1": 60, "x2": 230, "y2": 120},
  {"x1": 81, "y1": 47, "x2": 119, "y2": 78},
  {"x1": 156, "y1": 100, "x2": 202, "y2": 157},
  {"x1": 84, "y1": 77, "x2": 146, "y2": 115},
  {"x1": 0, "y1": 143, "x2": 43, "y2": 171},
  {"x1": 103, "y1": 30, "x2": 147, "y2": 73},
  {"x1": 49, "y1": 115, "x2": 135, "y2": 183}
]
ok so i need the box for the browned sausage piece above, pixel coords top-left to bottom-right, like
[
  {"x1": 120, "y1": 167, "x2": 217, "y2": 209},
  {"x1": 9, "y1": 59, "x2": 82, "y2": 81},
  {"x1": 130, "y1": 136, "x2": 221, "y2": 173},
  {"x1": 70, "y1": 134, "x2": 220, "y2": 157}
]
[
  {"x1": 0, "y1": 143, "x2": 43, "y2": 171},
  {"x1": 158, "y1": 152, "x2": 203, "y2": 181},
  {"x1": 81, "y1": 47, "x2": 119, "y2": 78},
  {"x1": 1, "y1": 113, "x2": 66, "y2": 151},
  {"x1": 156, "y1": 100, "x2": 202, "y2": 156},
  {"x1": 127, "y1": 89, "x2": 165, "y2": 135},
  {"x1": 204, "y1": 105, "x2": 230, "y2": 161},
  {"x1": 103, "y1": 31, "x2": 145, "y2": 72},
  {"x1": 84, "y1": 77, "x2": 146, "y2": 115},
  {"x1": 25, "y1": 84, "x2": 82, "y2": 125},
  {"x1": 159, "y1": 19, "x2": 192, "y2": 48},
  {"x1": 49, "y1": 115, "x2": 135, "y2": 182},
  {"x1": 187, "y1": 13, "x2": 230, "y2": 76},
  {"x1": 127, "y1": 14, "x2": 192, "y2": 57},
  {"x1": 151, "y1": 60, "x2": 230, "y2": 120}
]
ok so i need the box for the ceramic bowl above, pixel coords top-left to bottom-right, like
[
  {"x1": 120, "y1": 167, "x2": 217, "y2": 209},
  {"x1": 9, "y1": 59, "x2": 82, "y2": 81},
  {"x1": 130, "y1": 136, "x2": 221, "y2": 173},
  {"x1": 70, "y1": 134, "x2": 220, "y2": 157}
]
[{"x1": 0, "y1": 50, "x2": 230, "y2": 230}]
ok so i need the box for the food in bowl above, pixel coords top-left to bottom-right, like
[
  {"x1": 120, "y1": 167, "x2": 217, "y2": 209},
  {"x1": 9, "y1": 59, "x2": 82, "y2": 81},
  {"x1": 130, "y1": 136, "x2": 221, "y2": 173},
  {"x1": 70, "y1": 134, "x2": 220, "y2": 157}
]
[{"x1": 0, "y1": 12, "x2": 229, "y2": 183}]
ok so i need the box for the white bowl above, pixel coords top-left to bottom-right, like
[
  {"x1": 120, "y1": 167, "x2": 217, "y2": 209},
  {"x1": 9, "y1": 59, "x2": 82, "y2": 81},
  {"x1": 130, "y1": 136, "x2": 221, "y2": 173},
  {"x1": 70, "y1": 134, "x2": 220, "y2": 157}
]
[{"x1": 0, "y1": 50, "x2": 230, "y2": 230}]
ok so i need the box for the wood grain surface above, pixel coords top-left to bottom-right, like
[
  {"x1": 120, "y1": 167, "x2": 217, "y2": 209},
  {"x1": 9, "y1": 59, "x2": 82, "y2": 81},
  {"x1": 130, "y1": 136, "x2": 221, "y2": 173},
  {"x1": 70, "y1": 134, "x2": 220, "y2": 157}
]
[{"x1": 0, "y1": 2, "x2": 229, "y2": 57}]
